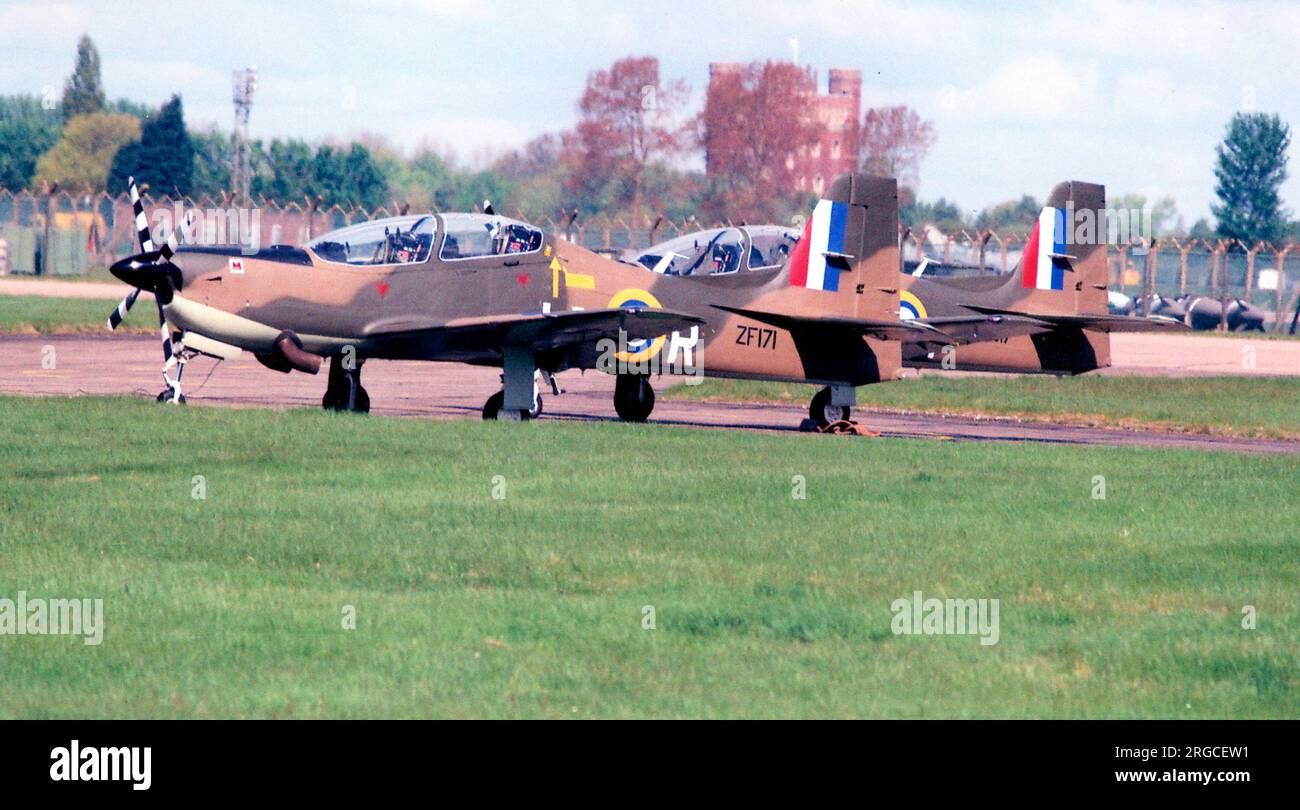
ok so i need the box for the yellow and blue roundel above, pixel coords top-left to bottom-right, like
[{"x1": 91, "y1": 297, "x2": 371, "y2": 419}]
[
  {"x1": 899, "y1": 290, "x2": 928, "y2": 320},
  {"x1": 607, "y1": 288, "x2": 666, "y2": 362}
]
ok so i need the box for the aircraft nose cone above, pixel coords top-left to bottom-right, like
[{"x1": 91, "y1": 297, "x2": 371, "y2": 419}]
[
  {"x1": 109, "y1": 252, "x2": 156, "y2": 289},
  {"x1": 109, "y1": 252, "x2": 183, "y2": 297}
]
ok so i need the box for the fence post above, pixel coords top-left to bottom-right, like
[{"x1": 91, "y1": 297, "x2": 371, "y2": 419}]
[
  {"x1": 564, "y1": 208, "x2": 578, "y2": 243},
  {"x1": 976, "y1": 230, "x2": 992, "y2": 272},
  {"x1": 304, "y1": 196, "x2": 318, "y2": 242},
  {"x1": 1213, "y1": 239, "x2": 1230, "y2": 332},
  {"x1": 1116, "y1": 244, "x2": 1129, "y2": 296},
  {"x1": 39, "y1": 187, "x2": 58, "y2": 276},
  {"x1": 1209, "y1": 241, "x2": 1219, "y2": 299},
  {"x1": 1277, "y1": 246, "x2": 1292, "y2": 333},
  {"x1": 1141, "y1": 239, "x2": 1160, "y2": 314},
  {"x1": 1244, "y1": 242, "x2": 1259, "y2": 305},
  {"x1": 1177, "y1": 239, "x2": 1193, "y2": 296}
]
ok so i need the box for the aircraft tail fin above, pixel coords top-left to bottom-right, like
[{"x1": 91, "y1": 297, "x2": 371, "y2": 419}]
[
  {"x1": 975, "y1": 181, "x2": 1114, "y2": 373},
  {"x1": 772, "y1": 174, "x2": 902, "y2": 384},
  {"x1": 785, "y1": 173, "x2": 899, "y2": 322},
  {"x1": 1000, "y1": 181, "x2": 1108, "y2": 316}
]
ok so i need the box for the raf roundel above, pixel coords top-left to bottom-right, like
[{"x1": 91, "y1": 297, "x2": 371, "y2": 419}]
[
  {"x1": 606, "y1": 288, "x2": 667, "y2": 363},
  {"x1": 899, "y1": 290, "x2": 928, "y2": 320}
]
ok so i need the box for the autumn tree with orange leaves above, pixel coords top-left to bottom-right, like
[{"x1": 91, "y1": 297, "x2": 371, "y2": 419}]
[
  {"x1": 859, "y1": 105, "x2": 935, "y2": 189},
  {"x1": 698, "y1": 61, "x2": 822, "y2": 221},
  {"x1": 568, "y1": 56, "x2": 690, "y2": 214}
]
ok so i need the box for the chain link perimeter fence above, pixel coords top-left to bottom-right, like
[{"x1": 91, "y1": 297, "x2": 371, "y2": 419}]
[{"x1": 2, "y1": 188, "x2": 1297, "y2": 333}]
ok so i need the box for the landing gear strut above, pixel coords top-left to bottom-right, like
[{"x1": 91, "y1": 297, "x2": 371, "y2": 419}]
[
  {"x1": 322, "y1": 355, "x2": 369, "y2": 413},
  {"x1": 809, "y1": 385, "x2": 852, "y2": 429},
  {"x1": 156, "y1": 332, "x2": 191, "y2": 405},
  {"x1": 614, "y1": 374, "x2": 654, "y2": 422},
  {"x1": 482, "y1": 346, "x2": 541, "y2": 420}
]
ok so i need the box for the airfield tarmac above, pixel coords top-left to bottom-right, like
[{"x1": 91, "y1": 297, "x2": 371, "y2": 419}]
[{"x1": 2, "y1": 334, "x2": 1296, "y2": 455}]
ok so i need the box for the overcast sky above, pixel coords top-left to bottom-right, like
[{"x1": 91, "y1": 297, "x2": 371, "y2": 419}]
[{"x1": 2, "y1": 0, "x2": 1296, "y2": 223}]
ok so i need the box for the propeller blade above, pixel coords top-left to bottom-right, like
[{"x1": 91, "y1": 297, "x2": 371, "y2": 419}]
[
  {"x1": 107, "y1": 189, "x2": 191, "y2": 329},
  {"x1": 106, "y1": 288, "x2": 140, "y2": 330},
  {"x1": 156, "y1": 297, "x2": 173, "y2": 363},
  {"x1": 129, "y1": 176, "x2": 155, "y2": 252}
]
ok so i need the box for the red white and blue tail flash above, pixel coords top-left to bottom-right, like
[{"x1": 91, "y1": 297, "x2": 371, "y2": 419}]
[
  {"x1": 1021, "y1": 207, "x2": 1068, "y2": 291},
  {"x1": 789, "y1": 199, "x2": 848, "y2": 292}
]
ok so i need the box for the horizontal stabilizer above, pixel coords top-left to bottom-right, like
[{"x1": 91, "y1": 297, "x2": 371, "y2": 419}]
[
  {"x1": 961, "y1": 304, "x2": 1190, "y2": 333},
  {"x1": 915, "y1": 313, "x2": 1055, "y2": 345}
]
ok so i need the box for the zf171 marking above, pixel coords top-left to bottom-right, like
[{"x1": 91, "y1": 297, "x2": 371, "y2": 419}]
[{"x1": 736, "y1": 324, "x2": 778, "y2": 350}]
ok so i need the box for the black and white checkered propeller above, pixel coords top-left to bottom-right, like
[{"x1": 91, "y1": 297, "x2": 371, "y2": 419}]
[{"x1": 106, "y1": 177, "x2": 192, "y2": 404}]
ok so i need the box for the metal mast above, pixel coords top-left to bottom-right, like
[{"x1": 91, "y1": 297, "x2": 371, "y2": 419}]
[{"x1": 232, "y1": 66, "x2": 257, "y2": 203}]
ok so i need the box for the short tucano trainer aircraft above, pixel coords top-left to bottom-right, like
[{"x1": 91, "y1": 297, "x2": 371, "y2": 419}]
[{"x1": 109, "y1": 173, "x2": 932, "y2": 426}]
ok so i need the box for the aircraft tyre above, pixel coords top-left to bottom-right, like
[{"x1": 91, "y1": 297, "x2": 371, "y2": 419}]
[
  {"x1": 810, "y1": 386, "x2": 849, "y2": 429},
  {"x1": 614, "y1": 375, "x2": 654, "y2": 422},
  {"x1": 322, "y1": 357, "x2": 370, "y2": 413},
  {"x1": 322, "y1": 382, "x2": 370, "y2": 413},
  {"x1": 482, "y1": 390, "x2": 540, "y2": 421}
]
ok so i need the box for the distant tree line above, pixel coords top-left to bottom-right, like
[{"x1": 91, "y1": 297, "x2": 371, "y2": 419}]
[
  {"x1": 0, "y1": 35, "x2": 394, "y2": 209},
  {"x1": 0, "y1": 37, "x2": 1294, "y2": 243}
]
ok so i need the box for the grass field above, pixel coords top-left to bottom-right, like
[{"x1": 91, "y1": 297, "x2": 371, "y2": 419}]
[
  {"x1": 0, "y1": 395, "x2": 1296, "y2": 718},
  {"x1": 0, "y1": 294, "x2": 153, "y2": 335},
  {"x1": 665, "y1": 375, "x2": 1300, "y2": 440}
]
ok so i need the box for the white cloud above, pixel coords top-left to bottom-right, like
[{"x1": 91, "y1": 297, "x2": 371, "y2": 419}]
[
  {"x1": 934, "y1": 55, "x2": 1102, "y2": 123},
  {"x1": 0, "y1": 3, "x2": 83, "y2": 44}
]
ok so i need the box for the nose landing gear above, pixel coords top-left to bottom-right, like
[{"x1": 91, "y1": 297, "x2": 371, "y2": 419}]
[{"x1": 322, "y1": 356, "x2": 370, "y2": 413}]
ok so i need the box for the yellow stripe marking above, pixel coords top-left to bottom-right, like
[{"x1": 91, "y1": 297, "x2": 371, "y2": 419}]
[{"x1": 550, "y1": 257, "x2": 595, "y2": 297}]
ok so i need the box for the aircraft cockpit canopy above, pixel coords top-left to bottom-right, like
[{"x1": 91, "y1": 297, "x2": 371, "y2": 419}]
[
  {"x1": 308, "y1": 215, "x2": 437, "y2": 266},
  {"x1": 439, "y1": 213, "x2": 543, "y2": 260},
  {"x1": 744, "y1": 225, "x2": 800, "y2": 270},
  {"x1": 635, "y1": 226, "x2": 799, "y2": 276},
  {"x1": 637, "y1": 228, "x2": 744, "y2": 276}
]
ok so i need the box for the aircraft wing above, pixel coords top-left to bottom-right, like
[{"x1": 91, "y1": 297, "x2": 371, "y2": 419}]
[
  {"x1": 711, "y1": 304, "x2": 943, "y2": 341},
  {"x1": 363, "y1": 307, "x2": 705, "y2": 353},
  {"x1": 961, "y1": 305, "x2": 1190, "y2": 333},
  {"x1": 913, "y1": 314, "x2": 1055, "y2": 345}
]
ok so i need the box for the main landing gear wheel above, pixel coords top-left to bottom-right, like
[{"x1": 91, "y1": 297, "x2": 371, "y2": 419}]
[
  {"x1": 614, "y1": 375, "x2": 655, "y2": 422},
  {"x1": 322, "y1": 385, "x2": 369, "y2": 413},
  {"x1": 322, "y1": 357, "x2": 370, "y2": 413},
  {"x1": 482, "y1": 390, "x2": 542, "y2": 421},
  {"x1": 810, "y1": 386, "x2": 849, "y2": 430},
  {"x1": 156, "y1": 389, "x2": 186, "y2": 405}
]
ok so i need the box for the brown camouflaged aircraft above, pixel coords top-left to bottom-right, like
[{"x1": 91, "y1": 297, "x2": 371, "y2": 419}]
[
  {"x1": 109, "y1": 173, "x2": 934, "y2": 426},
  {"x1": 633, "y1": 180, "x2": 1185, "y2": 381}
]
